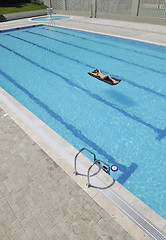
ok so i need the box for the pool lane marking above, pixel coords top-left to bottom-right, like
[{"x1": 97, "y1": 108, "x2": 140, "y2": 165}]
[
  {"x1": 41, "y1": 26, "x2": 166, "y2": 61},
  {"x1": 24, "y1": 30, "x2": 166, "y2": 76},
  {"x1": 6, "y1": 33, "x2": 166, "y2": 101},
  {"x1": 6, "y1": 33, "x2": 93, "y2": 68},
  {"x1": 0, "y1": 67, "x2": 135, "y2": 179},
  {"x1": 0, "y1": 43, "x2": 165, "y2": 141},
  {"x1": 1, "y1": 91, "x2": 165, "y2": 240}
]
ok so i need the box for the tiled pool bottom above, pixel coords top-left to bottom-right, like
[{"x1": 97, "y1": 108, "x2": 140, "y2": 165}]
[
  {"x1": 0, "y1": 87, "x2": 166, "y2": 240},
  {"x1": 1, "y1": 22, "x2": 166, "y2": 220}
]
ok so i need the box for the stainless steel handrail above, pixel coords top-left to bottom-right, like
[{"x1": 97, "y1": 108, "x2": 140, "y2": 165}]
[
  {"x1": 74, "y1": 148, "x2": 96, "y2": 175},
  {"x1": 87, "y1": 159, "x2": 111, "y2": 187},
  {"x1": 87, "y1": 160, "x2": 101, "y2": 187}
]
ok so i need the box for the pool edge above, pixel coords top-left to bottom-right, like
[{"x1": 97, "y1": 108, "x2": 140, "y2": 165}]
[{"x1": 0, "y1": 87, "x2": 166, "y2": 240}]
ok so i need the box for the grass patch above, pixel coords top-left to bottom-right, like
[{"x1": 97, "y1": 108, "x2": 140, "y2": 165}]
[{"x1": 0, "y1": 2, "x2": 47, "y2": 15}]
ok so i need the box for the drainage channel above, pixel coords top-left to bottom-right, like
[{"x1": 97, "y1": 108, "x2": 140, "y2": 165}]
[
  {"x1": 1, "y1": 92, "x2": 165, "y2": 240},
  {"x1": 102, "y1": 187, "x2": 166, "y2": 240},
  {"x1": 74, "y1": 148, "x2": 166, "y2": 240}
]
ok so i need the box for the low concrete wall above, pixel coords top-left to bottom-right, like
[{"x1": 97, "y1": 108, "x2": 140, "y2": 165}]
[{"x1": 1, "y1": 9, "x2": 47, "y2": 22}]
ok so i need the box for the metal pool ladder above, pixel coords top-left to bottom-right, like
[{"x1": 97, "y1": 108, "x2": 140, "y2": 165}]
[
  {"x1": 47, "y1": 7, "x2": 53, "y2": 26},
  {"x1": 73, "y1": 148, "x2": 166, "y2": 240},
  {"x1": 74, "y1": 148, "x2": 116, "y2": 187}
]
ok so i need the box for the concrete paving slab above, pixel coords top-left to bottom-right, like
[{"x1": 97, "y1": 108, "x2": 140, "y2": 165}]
[{"x1": 0, "y1": 107, "x2": 136, "y2": 240}]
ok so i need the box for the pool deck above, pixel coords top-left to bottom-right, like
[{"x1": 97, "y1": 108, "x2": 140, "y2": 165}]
[{"x1": 0, "y1": 16, "x2": 166, "y2": 240}]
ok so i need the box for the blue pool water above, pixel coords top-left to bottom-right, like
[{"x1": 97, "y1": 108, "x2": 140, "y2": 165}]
[
  {"x1": 32, "y1": 16, "x2": 70, "y2": 21},
  {"x1": 0, "y1": 25, "x2": 166, "y2": 219}
]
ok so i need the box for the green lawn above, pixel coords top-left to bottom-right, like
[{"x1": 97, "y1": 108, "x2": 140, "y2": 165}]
[{"x1": 0, "y1": 2, "x2": 48, "y2": 15}]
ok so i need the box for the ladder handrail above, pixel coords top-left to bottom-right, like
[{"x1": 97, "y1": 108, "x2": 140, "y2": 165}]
[
  {"x1": 87, "y1": 159, "x2": 111, "y2": 187},
  {"x1": 74, "y1": 148, "x2": 118, "y2": 188},
  {"x1": 74, "y1": 148, "x2": 96, "y2": 175},
  {"x1": 87, "y1": 159, "x2": 101, "y2": 187}
]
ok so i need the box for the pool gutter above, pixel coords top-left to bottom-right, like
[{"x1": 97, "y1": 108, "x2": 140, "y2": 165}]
[{"x1": 0, "y1": 87, "x2": 166, "y2": 240}]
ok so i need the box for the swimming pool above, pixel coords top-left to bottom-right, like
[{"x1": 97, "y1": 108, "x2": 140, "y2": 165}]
[
  {"x1": 0, "y1": 25, "x2": 166, "y2": 219},
  {"x1": 31, "y1": 16, "x2": 71, "y2": 21}
]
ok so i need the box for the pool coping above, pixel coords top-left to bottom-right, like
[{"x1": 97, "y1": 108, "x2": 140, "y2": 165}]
[
  {"x1": 49, "y1": 21, "x2": 166, "y2": 47},
  {"x1": 0, "y1": 20, "x2": 166, "y2": 239},
  {"x1": 0, "y1": 87, "x2": 166, "y2": 240}
]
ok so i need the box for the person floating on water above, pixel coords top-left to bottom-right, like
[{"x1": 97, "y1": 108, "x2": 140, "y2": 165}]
[{"x1": 88, "y1": 69, "x2": 121, "y2": 85}]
